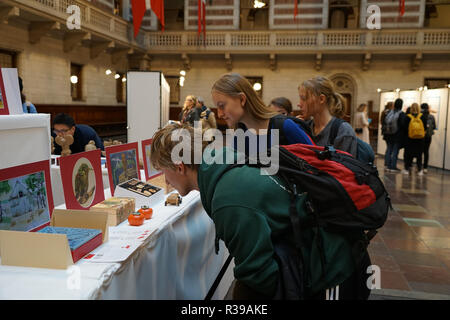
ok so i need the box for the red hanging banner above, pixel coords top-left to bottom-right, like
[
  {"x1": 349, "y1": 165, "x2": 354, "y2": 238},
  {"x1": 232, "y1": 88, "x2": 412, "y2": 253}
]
[{"x1": 399, "y1": 0, "x2": 405, "y2": 17}]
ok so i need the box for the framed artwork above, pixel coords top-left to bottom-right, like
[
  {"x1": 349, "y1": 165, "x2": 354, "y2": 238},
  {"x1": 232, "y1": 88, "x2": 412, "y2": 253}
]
[
  {"x1": 105, "y1": 142, "x2": 141, "y2": 196},
  {"x1": 59, "y1": 149, "x2": 105, "y2": 210},
  {"x1": 141, "y1": 139, "x2": 162, "y2": 181},
  {"x1": 0, "y1": 160, "x2": 54, "y2": 232}
]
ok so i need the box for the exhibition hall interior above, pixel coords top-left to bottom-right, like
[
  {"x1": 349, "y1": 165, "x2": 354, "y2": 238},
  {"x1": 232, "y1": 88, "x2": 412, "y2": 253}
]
[{"x1": 0, "y1": 0, "x2": 450, "y2": 302}]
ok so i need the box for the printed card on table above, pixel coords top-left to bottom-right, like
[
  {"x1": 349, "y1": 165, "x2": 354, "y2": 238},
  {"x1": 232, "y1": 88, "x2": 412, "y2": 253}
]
[
  {"x1": 59, "y1": 149, "x2": 105, "y2": 210},
  {"x1": 0, "y1": 160, "x2": 54, "y2": 232},
  {"x1": 105, "y1": 142, "x2": 141, "y2": 196},
  {"x1": 141, "y1": 138, "x2": 162, "y2": 181}
]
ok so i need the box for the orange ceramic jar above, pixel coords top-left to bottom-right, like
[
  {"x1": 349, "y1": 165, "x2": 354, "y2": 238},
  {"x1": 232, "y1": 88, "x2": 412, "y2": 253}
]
[
  {"x1": 128, "y1": 212, "x2": 145, "y2": 226},
  {"x1": 138, "y1": 206, "x2": 153, "y2": 220}
]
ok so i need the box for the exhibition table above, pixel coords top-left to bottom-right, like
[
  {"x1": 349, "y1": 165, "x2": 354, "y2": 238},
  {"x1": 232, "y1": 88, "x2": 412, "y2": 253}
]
[{"x1": 0, "y1": 190, "x2": 235, "y2": 300}]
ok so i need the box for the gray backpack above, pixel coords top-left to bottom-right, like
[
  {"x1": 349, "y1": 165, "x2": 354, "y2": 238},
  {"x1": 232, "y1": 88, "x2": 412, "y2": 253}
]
[{"x1": 383, "y1": 110, "x2": 400, "y2": 135}]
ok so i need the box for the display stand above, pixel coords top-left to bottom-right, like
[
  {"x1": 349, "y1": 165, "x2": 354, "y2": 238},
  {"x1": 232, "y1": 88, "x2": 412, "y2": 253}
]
[
  {"x1": 0, "y1": 114, "x2": 51, "y2": 169},
  {"x1": 126, "y1": 71, "x2": 170, "y2": 166}
]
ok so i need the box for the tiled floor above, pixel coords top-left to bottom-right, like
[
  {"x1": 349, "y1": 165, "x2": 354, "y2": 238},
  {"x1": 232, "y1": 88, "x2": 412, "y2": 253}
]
[{"x1": 369, "y1": 156, "x2": 450, "y2": 299}]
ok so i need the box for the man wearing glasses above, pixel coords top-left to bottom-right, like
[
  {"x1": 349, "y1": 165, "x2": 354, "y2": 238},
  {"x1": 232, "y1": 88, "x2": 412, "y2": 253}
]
[{"x1": 52, "y1": 113, "x2": 104, "y2": 155}]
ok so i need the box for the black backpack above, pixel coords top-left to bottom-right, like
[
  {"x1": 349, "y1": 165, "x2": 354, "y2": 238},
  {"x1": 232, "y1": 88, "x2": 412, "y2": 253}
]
[{"x1": 206, "y1": 143, "x2": 390, "y2": 300}]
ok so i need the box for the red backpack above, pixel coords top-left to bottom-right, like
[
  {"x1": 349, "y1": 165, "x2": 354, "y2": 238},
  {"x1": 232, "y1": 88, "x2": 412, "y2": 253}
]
[{"x1": 276, "y1": 143, "x2": 390, "y2": 232}]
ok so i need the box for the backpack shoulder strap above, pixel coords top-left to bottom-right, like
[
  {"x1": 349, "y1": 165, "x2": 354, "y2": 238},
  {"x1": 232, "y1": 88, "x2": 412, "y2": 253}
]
[{"x1": 329, "y1": 118, "x2": 345, "y2": 145}]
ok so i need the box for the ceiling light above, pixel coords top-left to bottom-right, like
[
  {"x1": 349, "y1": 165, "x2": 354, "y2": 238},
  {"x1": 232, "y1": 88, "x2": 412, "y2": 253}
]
[
  {"x1": 253, "y1": 82, "x2": 262, "y2": 91},
  {"x1": 122, "y1": 77, "x2": 127, "y2": 82},
  {"x1": 180, "y1": 70, "x2": 186, "y2": 76},
  {"x1": 253, "y1": 0, "x2": 266, "y2": 9},
  {"x1": 114, "y1": 73, "x2": 120, "y2": 79},
  {"x1": 70, "y1": 75, "x2": 78, "y2": 84},
  {"x1": 105, "y1": 69, "x2": 112, "y2": 75},
  {"x1": 377, "y1": 88, "x2": 381, "y2": 93}
]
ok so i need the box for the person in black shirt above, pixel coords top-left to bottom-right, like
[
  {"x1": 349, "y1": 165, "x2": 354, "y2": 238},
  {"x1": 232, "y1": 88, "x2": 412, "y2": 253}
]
[{"x1": 52, "y1": 113, "x2": 104, "y2": 155}]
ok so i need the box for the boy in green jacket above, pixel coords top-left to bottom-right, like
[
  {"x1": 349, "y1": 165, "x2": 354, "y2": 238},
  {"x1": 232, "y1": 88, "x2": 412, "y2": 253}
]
[{"x1": 150, "y1": 123, "x2": 370, "y2": 300}]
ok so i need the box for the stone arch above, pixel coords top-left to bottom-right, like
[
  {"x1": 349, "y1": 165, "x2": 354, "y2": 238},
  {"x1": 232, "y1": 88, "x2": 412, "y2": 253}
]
[{"x1": 329, "y1": 73, "x2": 357, "y2": 125}]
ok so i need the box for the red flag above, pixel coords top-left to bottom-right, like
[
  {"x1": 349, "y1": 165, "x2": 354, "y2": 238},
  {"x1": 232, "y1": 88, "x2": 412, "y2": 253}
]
[
  {"x1": 131, "y1": 0, "x2": 165, "y2": 38},
  {"x1": 131, "y1": 0, "x2": 146, "y2": 38},
  {"x1": 294, "y1": 0, "x2": 298, "y2": 21},
  {"x1": 151, "y1": 0, "x2": 165, "y2": 31},
  {"x1": 198, "y1": 0, "x2": 206, "y2": 38},
  {"x1": 399, "y1": 0, "x2": 405, "y2": 17}
]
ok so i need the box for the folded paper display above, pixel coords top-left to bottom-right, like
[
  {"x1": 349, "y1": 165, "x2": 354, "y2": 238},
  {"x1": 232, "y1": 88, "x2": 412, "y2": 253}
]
[{"x1": 38, "y1": 226, "x2": 103, "y2": 263}]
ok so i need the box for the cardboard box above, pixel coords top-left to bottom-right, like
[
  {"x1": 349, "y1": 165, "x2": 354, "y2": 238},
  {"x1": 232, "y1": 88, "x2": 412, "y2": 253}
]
[
  {"x1": 89, "y1": 197, "x2": 135, "y2": 227},
  {"x1": 0, "y1": 209, "x2": 109, "y2": 269},
  {"x1": 114, "y1": 179, "x2": 164, "y2": 209}
]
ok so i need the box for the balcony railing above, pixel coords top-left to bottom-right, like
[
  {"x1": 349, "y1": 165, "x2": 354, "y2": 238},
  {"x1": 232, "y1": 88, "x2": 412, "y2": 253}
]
[
  {"x1": 146, "y1": 29, "x2": 450, "y2": 53},
  {"x1": 5, "y1": 0, "x2": 450, "y2": 55},
  {"x1": 11, "y1": 0, "x2": 135, "y2": 47}
]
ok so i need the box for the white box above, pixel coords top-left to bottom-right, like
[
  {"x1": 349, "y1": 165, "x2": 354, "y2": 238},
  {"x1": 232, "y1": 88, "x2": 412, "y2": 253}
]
[{"x1": 113, "y1": 178, "x2": 165, "y2": 210}]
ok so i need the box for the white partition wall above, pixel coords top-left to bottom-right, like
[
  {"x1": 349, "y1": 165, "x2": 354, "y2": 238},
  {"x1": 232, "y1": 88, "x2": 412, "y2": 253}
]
[
  {"x1": 421, "y1": 88, "x2": 449, "y2": 169},
  {"x1": 160, "y1": 73, "x2": 170, "y2": 126},
  {"x1": 127, "y1": 71, "x2": 170, "y2": 144},
  {"x1": 400, "y1": 90, "x2": 422, "y2": 112},
  {"x1": 445, "y1": 90, "x2": 450, "y2": 170},
  {"x1": 127, "y1": 71, "x2": 170, "y2": 171}
]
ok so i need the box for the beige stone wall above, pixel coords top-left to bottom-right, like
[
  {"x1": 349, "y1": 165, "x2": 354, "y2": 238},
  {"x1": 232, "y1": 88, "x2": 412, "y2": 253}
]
[
  {"x1": 0, "y1": 23, "x2": 127, "y2": 106},
  {"x1": 151, "y1": 54, "x2": 450, "y2": 116}
]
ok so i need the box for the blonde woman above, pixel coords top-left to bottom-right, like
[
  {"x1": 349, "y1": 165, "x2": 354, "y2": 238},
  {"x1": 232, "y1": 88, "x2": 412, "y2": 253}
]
[
  {"x1": 354, "y1": 103, "x2": 370, "y2": 145},
  {"x1": 211, "y1": 73, "x2": 314, "y2": 156},
  {"x1": 403, "y1": 102, "x2": 426, "y2": 176},
  {"x1": 179, "y1": 95, "x2": 201, "y2": 126},
  {"x1": 298, "y1": 76, "x2": 357, "y2": 157}
]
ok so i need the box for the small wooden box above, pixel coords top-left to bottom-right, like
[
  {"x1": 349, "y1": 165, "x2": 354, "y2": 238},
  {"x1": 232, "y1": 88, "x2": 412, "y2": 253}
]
[{"x1": 89, "y1": 197, "x2": 135, "y2": 226}]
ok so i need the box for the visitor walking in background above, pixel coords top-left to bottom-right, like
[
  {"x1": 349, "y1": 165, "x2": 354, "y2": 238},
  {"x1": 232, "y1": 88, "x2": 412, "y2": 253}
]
[
  {"x1": 402, "y1": 103, "x2": 426, "y2": 176},
  {"x1": 353, "y1": 103, "x2": 370, "y2": 145},
  {"x1": 179, "y1": 95, "x2": 201, "y2": 126},
  {"x1": 421, "y1": 103, "x2": 436, "y2": 173},
  {"x1": 383, "y1": 98, "x2": 407, "y2": 172},
  {"x1": 269, "y1": 97, "x2": 293, "y2": 116},
  {"x1": 18, "y1": 76, "x2": 37, "y2": 113}
]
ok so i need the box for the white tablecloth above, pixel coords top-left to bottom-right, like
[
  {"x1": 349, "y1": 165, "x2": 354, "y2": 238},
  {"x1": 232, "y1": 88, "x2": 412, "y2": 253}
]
[{"x1": 0, "y1": 190, "x2": 235, "y2": 300}]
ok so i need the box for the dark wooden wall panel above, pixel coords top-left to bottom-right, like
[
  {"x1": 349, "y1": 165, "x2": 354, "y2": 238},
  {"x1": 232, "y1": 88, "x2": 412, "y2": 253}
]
[{"x1": 35, "y1": 104, "x2": 127, "y2": 138}]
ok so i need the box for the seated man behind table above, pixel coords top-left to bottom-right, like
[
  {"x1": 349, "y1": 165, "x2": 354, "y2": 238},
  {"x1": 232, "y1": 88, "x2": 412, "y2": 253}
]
[{"x1": 52, "y1": 113, "x2": 105, "y2": 155}]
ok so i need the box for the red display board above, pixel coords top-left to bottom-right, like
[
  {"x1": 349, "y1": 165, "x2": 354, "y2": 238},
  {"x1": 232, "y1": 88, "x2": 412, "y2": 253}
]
[
  {"x1": 105, "y1": 142, "x2": 141, "y2": 196},
  {"x1": 141, "y1": 138, "x2": 162, "y2": 181},
  {"x1": 59, "y1": 149, "x2": 105, "y2": 210},
  {"x1": 0, "y1": 70, "x2": 9, "y2": 115},
  {"x1": 0, "y1": 160, "x2": 54, "y2": 232}
]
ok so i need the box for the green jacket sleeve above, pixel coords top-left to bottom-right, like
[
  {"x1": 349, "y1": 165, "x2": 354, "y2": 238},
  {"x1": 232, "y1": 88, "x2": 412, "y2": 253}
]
[{"x1": 212, "y1": 205, "x2": 279, "y2": 297}]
